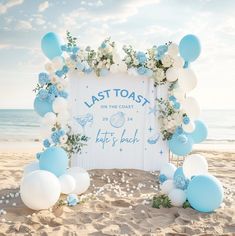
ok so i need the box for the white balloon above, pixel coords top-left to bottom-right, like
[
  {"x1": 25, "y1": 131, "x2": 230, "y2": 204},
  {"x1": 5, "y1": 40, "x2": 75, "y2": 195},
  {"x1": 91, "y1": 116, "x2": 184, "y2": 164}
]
[
  {"x1": 172, "y1": 87, "x2": 185, "y2": 102},
  {"x1": 172, "y1": 56, "x2": 184, "y2": 68},
  {"x1": 51, "y1": 56, "x2": 64, "y2": 70},
  {"x1": 20, "y1": 170, "x2": 61, "y2": 210},
  {"x1": 40, "y1": 123, "x2": 52, "y2": 139},
  {"x1": 67, "y1": 167, "x2": 90, "y2": 195},
  {"x1": 160, "y1": 163, "x2": 177, "y2": 179},
  {"x1": 160, "y1": 180, "x2": 176, "y2": 195},
  {"x1": 183, "y1": 154, "x2": 208, "y2": 179},
  {"x1": 59, "y1": 174, "x2": 76, "y2": 194},
  {"x1": 182, "y1": 97, "x2": 200, "y2": 119},
  {"x1": 57, "y1": 110, "x2": 70, "y2": 124},
  {"x1": 52, "y1": 97, "x2": 68, "y2": 113},
  {"x1": 42, "y1": 112, "x2": 57, "y2": 126},
  {"x1": 182, "y1": 121, "x2": 195, "y2": 133},
  {"x1": 168, "y1": 189, "x2": 186, "y2": 207},
  {"x1": 166, "y1": 67, "x2": 178, "y2": 82},
  {"x1": 118, "y1": 62, "x2": 127, "y2": 72},
  {"x1": 168, "y1": 43, "x2": 179, "y2": 56},
  {"x1": 23, "y1": 161, "x2": 39, "y2": 176},
  {"x1": 110, "y1": 64, "x2": 119, "y2": 73},
  {"x1": 178, "y1": 68, "x2": 197, "y2": 92}
]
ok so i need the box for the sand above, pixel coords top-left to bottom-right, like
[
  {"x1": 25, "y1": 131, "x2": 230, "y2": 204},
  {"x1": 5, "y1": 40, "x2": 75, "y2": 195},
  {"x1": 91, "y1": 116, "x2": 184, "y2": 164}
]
[{"x1": 0, "y1": 143, "x2": 234, "y2": 236}]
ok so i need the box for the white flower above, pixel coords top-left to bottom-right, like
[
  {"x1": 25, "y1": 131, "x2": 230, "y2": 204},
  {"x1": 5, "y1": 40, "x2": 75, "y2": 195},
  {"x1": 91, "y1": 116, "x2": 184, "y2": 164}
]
[
  {"x1": 161, "y1": 54, "x2": 173, "y2": 67},
  {"x1": 60, "y1": 135, "x2": 68, "y2": 144},
  {"x1": 133, "y1": 59, "x2": 139, "y2": 66},
  {"x1": 147, "y1": 60, "x2": 155, "y2": 69},
  {"x1": 45, "y1": 62, "x2": 54, "y2": 73},
  {"x1": 154, "y1": 68, "x2": 165, "y2": 82},
  {"x1": 97, "y1": 61, "x2": 103, "y2": 69},
  {"x1": 125, "y1": 56, "x2": 131, "y2": 63},
  {"x1": 52, "y1": 57, "x2": 64, "y2": 70},
  {"x1": 50, "y1": 75, "x2": 58, "y2": 84},
  {"x1": 106, "y1": 62, "x2": 111, "y2": 69},
  {"x1": 57, "y1": 83, "x2": 64, "y2": 91}
]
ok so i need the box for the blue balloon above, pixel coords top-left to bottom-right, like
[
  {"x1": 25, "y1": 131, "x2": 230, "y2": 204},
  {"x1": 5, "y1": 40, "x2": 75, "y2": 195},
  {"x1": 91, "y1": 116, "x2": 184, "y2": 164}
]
[
  {"x1": 168, "y1": 132, "x2": 193, "y2": 156},
  {"x1": 41, "y1": 32, "x2": 63, "y2": 60},
  {"x1": 189, "y1": 120, "x2": 208, "y2": 143},
  {"x1": 187, "y1": 174, "x2": 223, "y2": 212},
  {"x1": 173, "y1": 167, "x2": 189, "y2": 190},
  {"x1": 33, "y1": 97, "x2": 52, "y2": 117},
  {"x1": 39, "y1": 147, "x2": 68, "y2": 177},
  {"x1": 179, "y1": 34, "x2": 201, "y2": 62}
]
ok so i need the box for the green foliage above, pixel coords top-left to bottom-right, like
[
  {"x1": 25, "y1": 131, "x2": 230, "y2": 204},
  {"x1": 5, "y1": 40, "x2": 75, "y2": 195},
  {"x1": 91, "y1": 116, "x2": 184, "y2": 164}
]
[
  {"x1": 152, "y1": 195, "x2": 172, "y2": 208},
  {"x1": 183, "y1": 200, "x2": 191, "y2": 209},
  {"x1": 62, "y1": 131, "x2": 88, "y2": 159},
  {"x1": 66, "y1": 31, "x2": 78, "y2": 47}
]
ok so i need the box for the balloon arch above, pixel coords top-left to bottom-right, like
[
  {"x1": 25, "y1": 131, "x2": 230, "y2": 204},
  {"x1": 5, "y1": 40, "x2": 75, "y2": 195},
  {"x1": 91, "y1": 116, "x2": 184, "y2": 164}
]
[{"x1": 20, "y1": 32, "x2": 224, "y2": 213}]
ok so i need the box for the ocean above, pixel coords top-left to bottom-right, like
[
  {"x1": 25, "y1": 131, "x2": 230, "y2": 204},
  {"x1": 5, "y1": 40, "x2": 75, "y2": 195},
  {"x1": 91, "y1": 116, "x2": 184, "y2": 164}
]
[{"x1": 0, "y1": 109, "x2": 234, "y2": 143}]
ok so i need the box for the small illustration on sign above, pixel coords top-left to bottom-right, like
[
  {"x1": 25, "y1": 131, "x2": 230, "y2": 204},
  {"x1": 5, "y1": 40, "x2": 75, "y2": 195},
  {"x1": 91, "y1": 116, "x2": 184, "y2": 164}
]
[
  {"x1": 147, "y1": 133, "x2": 160, "y2": 145},
  {"x1": 109, "y1": 111, "x2": 125, "y2": 128}
]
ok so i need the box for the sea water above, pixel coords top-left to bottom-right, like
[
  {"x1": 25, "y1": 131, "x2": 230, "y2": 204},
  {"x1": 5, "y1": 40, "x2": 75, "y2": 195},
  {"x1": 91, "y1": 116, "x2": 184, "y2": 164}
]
[{"x1": 0, "y1": 109, "x2": 235, "y2": 143}]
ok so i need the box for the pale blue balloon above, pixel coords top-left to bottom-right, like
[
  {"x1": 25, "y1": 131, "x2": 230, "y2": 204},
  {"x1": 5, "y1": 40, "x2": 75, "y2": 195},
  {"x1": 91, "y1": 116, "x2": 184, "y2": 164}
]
[
  {"x1": 189, "y1": 120, "x2": 208, "y2": 143},
  {"x1": 168, "y1": 133, "x2": 193, "y2": 156},
  {"x1": 39, "y1": 147, "x2": 68, "y2": 177},
  {"x1": 187, "y1": 174, "x2": 223, "y2": 212},
  {"x1": 179, "y1": 34, "x2": 201, "y2": 62},
  {"x1": 41, "y1": 32, "x2": 63, "y2": 60},
  {"x1": 173, "y1": 167, "x2": 189, "y2": 190},
  {"x1": 33, "y1": 97, "x2": 52, "y2": 117}
]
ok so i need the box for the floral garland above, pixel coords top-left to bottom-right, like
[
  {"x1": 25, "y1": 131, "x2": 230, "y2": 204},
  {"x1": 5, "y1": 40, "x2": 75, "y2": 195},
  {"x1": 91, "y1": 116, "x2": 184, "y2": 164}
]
[{"x1": 35, "y1": 31, "x2": 190, "y2": 158}]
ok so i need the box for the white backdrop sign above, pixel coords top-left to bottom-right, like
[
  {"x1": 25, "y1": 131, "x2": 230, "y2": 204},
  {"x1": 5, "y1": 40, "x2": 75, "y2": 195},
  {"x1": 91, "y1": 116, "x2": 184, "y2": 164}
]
[{"x1": 68, "y1": 72, "x2": 169, "y2": 171}]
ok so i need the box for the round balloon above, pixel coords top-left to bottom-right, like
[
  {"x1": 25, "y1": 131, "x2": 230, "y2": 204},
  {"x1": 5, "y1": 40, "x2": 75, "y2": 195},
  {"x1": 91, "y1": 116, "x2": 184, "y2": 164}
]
[
  {"x1": 41, "y1": 32, "x2": 63, "y2": 60},
  {"x1": 42, "y1": 112, "x2": 57, "y2": 126},
  {"x1": 39, "y1": 147, "x2": 68, "y2": 177},
  {"x1": 160, "y1": 180, "x2": 175, "y2": 195},
  {"x1": 166, "y1": 67, "x2": 178, "y2": 82},
  {"x1": 187, "y1": 174, "x2": 223, "y2": 212},
  {"x1": 168, "y1": 133, "x2": 193, "y2": 156},
  {"x1": 67, "y1": 167, "x2": 90, "y2": 195},
  {"x1": 168, "y1": 43, "x2": 178, "y2": 56},
  {"x1": 183, "y1": 154, "x2": 208, "y2": 179},
  {"x1": 178, "y1": 68, "x2": 197, "y2": 92},
  {"x1": 34, "y1": 97, "x2": 53, "y2": 117},
  {"x1": 160, "y1": 163, "x2": 177, "y2": 179},
  {"x1": 179, "y1": 34, "x2": 201, "y2": 62},
  {"x1": 182, "y1": 121, "x2": 195, "y2": 133},
  {"x1": 52, "y1": 97, "x2": 68, "y2": 114},
  {"x1": 20, "y1": 170, "x2": 61, "y2": 210},
  {"x1": 23, "y1": 161, "x2": 39, "y2": 176},
  {"x1": 168, "y1": 188, "x2": 187, "y2": 207},
  {"x1": 59, "y1": 174, "x2": 76, "y2": 194},
  {"x1": 181, "y1": 97, "x2": 200, "y2": 120},
  {"x1": 189, "y1": 120, "x2": 208, "y2": 143}
]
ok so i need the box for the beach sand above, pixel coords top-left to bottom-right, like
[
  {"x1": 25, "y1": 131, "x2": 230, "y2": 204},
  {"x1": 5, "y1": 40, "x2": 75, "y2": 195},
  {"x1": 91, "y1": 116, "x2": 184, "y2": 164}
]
[{"x1": 0, "y1": 143, "x2": 234, "y2": 236}]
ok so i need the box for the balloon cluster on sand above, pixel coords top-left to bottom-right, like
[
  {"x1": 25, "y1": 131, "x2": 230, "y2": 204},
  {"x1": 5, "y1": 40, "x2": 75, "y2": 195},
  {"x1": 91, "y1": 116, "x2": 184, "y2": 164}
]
[
  {"x1": 21, "y1": 150, "x2": 90, "y2": 210},
  {"x1": 159, "y1": 154, "x2": 224, "y2": 212},
  {"x1": 166, "y1": 35, "x2": 208, "y2": 156}
]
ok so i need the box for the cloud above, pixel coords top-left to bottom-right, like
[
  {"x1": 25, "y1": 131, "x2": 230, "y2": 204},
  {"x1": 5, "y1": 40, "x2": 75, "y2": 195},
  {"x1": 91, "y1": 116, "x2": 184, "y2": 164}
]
[
  {"x1": 38, "y1": 1, "x2": 49, "y2": 12},
  {"x1": 0, "y1": 0, "x2": 24, "y2": 14},
  {"x1": 15, "y1": 20, "x2": 32, "y2": 30}
]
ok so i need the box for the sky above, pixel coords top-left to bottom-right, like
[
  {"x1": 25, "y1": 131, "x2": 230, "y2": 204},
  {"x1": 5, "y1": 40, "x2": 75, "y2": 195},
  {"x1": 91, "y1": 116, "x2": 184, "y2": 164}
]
[{"x1": 0, "y1": 0, "x2": 235, "y2": 109}]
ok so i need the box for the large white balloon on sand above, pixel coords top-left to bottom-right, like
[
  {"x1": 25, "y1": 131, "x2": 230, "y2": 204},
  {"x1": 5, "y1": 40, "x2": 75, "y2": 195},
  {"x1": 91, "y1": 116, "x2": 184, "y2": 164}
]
[
  {"x1": 23, "y1": 161, "x2": 39, "y2": 176},
  {"x1": 160, "y1": 180, "x2": 176, "y2": 195},
  {"x1": 20, "y1": 170, "x2": 61, "y2": 210},
  {"x1": 182, "y1": 97, "x2": 200, "y2": 120},
  {"x1": 67, "y1": 167, "x2": 90, "y2": 195},
  {"x1": 52, "y1": 97, "x2": 67, "y2": 113},
  {"x1": 178, "y1": 68, "x2": 197, "y2": 92},
  {"x1": 160, "y1": 163, "x2": 177, "y2": 179},
  {"x1": 183, "y1": 154, "x2": 208, "y2": 179},
  {"x1": 59, "y1": 174, "x2": 76, "y2": 194},
  {"x1": 168, "y1": 188, "x2": 187, "y2": 207}
]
